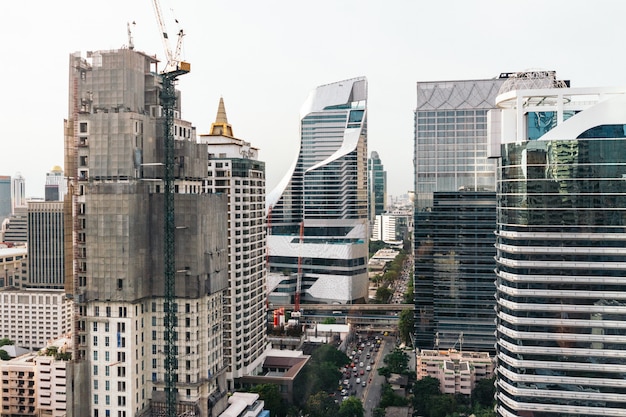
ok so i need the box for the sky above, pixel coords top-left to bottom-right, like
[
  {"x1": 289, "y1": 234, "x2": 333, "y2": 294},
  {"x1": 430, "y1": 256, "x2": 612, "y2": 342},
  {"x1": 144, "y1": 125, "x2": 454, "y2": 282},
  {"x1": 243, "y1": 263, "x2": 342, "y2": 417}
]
[{"x1": 2, "y1": 0, "x2": 626, "y2": 199}]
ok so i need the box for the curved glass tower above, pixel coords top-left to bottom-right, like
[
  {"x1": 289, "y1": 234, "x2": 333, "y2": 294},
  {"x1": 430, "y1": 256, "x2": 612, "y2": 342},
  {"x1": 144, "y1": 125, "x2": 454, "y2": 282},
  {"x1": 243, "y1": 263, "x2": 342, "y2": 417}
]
[
  {"x1": 492, "y1": 76, "x2": 626, "y2": 416},
  {"x1": 267, "y1": 77, "x2": 369, "y2": 304}
]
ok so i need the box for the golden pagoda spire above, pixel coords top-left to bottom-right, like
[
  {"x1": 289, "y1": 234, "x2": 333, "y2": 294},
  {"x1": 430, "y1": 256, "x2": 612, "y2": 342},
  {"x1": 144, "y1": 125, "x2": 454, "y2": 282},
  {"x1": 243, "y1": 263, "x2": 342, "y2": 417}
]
[{"x1": 209, "y1": 97, "x2": 234, "y2": 137}]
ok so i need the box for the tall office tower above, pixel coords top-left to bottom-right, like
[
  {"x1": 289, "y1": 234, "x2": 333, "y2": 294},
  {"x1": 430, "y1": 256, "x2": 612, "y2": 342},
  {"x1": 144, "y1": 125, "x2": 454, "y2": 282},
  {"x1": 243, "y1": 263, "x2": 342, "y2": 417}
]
[
  {"x1": 27, "y1": 201, "x2": 65, "y2": 289},
  {"x1": 413, "y1": 75, "x2": 506, "y2": 352},
  {"x1": 368, "y1": 151, "x2": 387, "y2": 223},
  {"x1": 267, "y1": 77, "x2": 369, "y2": 305},
  {"x1": 11, "y1": 173, "x2": 26, "y2": 212},
  {"x1": 45, "y1": 166, "x2": 67, "y2": 202},
  {"x1": 198, "y1": 98, "x2": 269, "y2": 390},
  {"x1": 490, "y1": 73, "x2": 626, "y2": 416},
  {"x1": 0, "y1": 176, "x2": 10, "y2": 225},
  {"x1": 65, "y1": 48, "x2": 229, "y2": 417}
]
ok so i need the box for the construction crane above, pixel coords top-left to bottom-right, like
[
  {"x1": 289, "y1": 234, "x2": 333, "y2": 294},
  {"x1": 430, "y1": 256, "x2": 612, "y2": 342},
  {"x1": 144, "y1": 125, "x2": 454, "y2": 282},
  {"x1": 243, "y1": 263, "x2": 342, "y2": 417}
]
[
  {"x1": 293, "y1": 221, "x2": 304, "y2": 316},
  {"x1": 151, "y1": 1, "x2": 190, "y2": 416}
]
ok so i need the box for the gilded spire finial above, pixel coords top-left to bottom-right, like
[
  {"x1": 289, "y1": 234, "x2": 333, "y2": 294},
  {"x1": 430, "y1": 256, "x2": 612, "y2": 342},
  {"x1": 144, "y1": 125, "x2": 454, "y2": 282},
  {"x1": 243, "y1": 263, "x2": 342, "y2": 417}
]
[{"x1": 209, "y1": 97, "x2": 234, "y2": 137}]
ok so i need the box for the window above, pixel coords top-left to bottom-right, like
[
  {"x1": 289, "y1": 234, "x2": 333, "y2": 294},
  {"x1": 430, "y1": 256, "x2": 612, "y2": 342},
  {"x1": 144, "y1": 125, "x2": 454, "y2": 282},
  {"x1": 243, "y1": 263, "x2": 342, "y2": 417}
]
[
  {"x1": 106, "y1": 307, "x2": 111, "y2": 317},
  {"x1": 105, "y1": 352, "x2": 110, "y2": 361},
  {"x1": 94, "y1": 394, "x2": 99, "y2": 404},
  {"x1": 105, "y1": 381, "x2": 110, "y2": 391},
  {"x1": 93, "y1": 336, "x2": 98, "y2": 346},
  {"x1": 93, "y1": 351, "x2": 98, "y2": 361},
  {"x1": 93, "y1": 322, "x2": 98, "y2": 331},
  {"x1": 105, "y1": 395, "x2": 110, "y2": 405},
  {"x1": 105, "y1": 337, "x2": 110, "y2": 347},
  {"x1": 79, "y1": 122, "x2": 88, "y2": 133},
  {"x1": 93, "y1": 365, "x2": 98, "y2": 375},
  {"x1": 94, "y1": 380, "x2": 99, "y2": 390}
]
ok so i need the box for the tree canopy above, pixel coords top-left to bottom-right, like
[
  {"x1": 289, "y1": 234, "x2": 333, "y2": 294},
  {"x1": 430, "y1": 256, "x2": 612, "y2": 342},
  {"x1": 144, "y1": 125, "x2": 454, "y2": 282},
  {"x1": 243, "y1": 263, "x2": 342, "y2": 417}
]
[{"x1": 338, "y1": 396, "x2": 364, "y2": 417}]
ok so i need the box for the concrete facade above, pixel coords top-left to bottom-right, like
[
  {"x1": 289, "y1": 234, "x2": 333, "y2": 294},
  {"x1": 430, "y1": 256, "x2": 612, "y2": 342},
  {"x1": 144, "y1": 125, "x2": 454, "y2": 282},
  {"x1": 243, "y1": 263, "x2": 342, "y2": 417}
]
[
  {"x1": 0, "y1": 289, "x2": 72, "y2": 350},
  {"x1": 417, "y1": 349, "x2": 494, "y2": 395},
  {"x1": 199, "y1": 98, "x2": 270, "y2": 389},
  {"x1": 27, "y1": 201, "x2": 65, "y2": 289},
  {"x1": 65, "y1": 48, "x2": 229, "y2": 417}
]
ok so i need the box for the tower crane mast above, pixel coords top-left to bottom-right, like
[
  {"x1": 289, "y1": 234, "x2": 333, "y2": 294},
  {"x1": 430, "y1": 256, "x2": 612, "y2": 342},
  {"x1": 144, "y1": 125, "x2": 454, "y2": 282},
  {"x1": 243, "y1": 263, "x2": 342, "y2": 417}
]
[{"x1": 150, "y1": 1, "x2": 190, "y2": 416}]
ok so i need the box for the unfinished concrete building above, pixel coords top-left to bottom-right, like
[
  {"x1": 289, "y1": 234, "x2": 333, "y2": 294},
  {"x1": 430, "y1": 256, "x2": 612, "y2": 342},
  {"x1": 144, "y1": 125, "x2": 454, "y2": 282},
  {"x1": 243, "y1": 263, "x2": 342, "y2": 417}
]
[{"x1": 65, "y1": 47, "x2": 229, "y2": 417}]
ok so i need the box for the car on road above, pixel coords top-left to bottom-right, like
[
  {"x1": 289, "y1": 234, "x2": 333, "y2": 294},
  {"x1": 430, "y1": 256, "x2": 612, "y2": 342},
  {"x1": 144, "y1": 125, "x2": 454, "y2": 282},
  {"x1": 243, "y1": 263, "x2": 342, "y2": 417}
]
[
  {"x1": 343, "y1": 379, "x2": 349, "y2": 386},
  {"x1": 361, "y1": 381, "x2": 366, "y2": 387},
  {"x1": 366, "y1": 365, "x2": 371, "y2": 371},
  {"x1": 359, "y1": 362, "x2": 364, "y2": 367},
  {"x1": 356, "y1": 377, "x2": 361, "y2": 384}
]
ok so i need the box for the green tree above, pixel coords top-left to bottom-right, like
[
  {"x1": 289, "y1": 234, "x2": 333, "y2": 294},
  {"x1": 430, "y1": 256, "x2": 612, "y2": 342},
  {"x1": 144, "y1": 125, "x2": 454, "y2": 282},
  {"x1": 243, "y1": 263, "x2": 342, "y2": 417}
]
[
  {"x1": 338, "y1": 396, "x2": 364, "y2": 417},
  {"x1": 293, "y1": 344, "x2": 348, "y2": 406},
  {"x1": 427, "y1": 394, "x2": 456, "y2": 417},
  {"x1": 379, "y1": 383, "x2": 408, "y2": 408},
  {"x1": 250, "y1": 384, "x2": 286, "y2": 417},
  {"x1": 0, "y1": 350, "x2": 10, "y2": 361},
  {"x1": 375, "y1": 286, "x2": 393, "y2": 303},
  {"x1": 383, "y1": 348, "x2": 409, "y2": 374},
  {"x1": 472, "y1": 377, "x2": 496, "y2": 407},
  {"x1": 412, "y1": 376, "x2": 441, "y2": 416},
  {"x1": 305, "y1": 390, "x2": 339, "y2": 417},
  {"x1": 321, "y1": 317, "x2": 337, "y2": 325},
  {"x1": 397, "y1": 309, "x2": 414, "y2": 346},
  {"x1": 0, "y1": 338, "x2": 13, "y2": 347}
]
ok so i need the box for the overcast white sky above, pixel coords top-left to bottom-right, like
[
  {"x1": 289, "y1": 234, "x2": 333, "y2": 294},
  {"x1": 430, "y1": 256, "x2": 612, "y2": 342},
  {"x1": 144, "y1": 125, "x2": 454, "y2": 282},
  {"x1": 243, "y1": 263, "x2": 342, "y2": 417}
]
[{"x1": 1, "y1": 0, "x2": 625, "y2": 199}]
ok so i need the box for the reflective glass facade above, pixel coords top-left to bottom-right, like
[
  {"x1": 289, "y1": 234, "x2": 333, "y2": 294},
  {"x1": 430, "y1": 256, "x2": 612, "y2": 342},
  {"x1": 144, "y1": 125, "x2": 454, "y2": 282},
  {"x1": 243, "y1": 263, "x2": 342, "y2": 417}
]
[
  {"x1": 368, "y1": 151, "x2": 386, "y2": 223},
  {"x1": 496, "y1": 139, "x2": 626, "y2": 416},
  {"x1": 414, "y1": 78, "x2": 504, "y2": 351},
  {"x1": 415, "y1": 191, "x2": 497, "y2": 352}
]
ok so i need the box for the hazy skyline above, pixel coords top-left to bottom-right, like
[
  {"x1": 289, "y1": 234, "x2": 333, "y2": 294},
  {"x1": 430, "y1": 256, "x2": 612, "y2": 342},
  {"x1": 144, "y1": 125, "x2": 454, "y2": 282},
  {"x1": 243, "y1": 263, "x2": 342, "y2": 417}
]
[{"x1": 2, "y1": 0, "x2": 626, "y2": 199}]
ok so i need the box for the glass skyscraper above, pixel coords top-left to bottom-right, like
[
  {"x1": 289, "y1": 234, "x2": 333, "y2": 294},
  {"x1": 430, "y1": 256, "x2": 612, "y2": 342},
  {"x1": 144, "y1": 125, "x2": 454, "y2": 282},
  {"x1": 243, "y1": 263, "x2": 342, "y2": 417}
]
[
  {"x1": 368, "y1": 151, "x2": 387, "y2": 223},
  {"x1": 267, "y1": 77, "x2": 369, "y2": 304},
  {"x1": 413, "y1": 76, "x2": 505, "y2": 351},
  {"x1": 491, "y1": 73, "x2": 626, "y2": 416}
]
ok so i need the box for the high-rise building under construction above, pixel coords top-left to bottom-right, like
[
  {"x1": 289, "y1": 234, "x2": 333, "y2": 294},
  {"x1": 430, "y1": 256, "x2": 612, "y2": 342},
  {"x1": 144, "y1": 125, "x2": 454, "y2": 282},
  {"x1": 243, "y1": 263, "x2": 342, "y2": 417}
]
[{"x1": 65, "y1": 47, "x2": 229, "y2": 417}]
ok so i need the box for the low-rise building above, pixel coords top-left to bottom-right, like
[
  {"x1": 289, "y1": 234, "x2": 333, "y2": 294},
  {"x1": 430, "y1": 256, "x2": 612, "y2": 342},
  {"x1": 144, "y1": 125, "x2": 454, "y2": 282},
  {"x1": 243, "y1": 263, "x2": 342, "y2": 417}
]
[
  {"x1": 417, "y1": 349, "x2": 494, "y2": 395},
  {"x1": 219, "y1": 392, "x2": 268, "y2": 417},
  {"x1": 0, "y1": 289, "x2": 72, "y2": 350},
  {"x1": 0, "y1": 336, "x2": 71, "y2": 417},
  {"x1": 0, "y1": 247, "x2": 26, "y2": 289}
]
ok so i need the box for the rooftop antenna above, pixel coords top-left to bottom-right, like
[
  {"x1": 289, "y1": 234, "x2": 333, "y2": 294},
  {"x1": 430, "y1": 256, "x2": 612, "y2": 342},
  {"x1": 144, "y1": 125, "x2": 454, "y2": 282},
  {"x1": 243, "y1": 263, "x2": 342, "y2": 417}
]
[{"x1": 127, "y1": 21, "x2": 136, "y2": 50}]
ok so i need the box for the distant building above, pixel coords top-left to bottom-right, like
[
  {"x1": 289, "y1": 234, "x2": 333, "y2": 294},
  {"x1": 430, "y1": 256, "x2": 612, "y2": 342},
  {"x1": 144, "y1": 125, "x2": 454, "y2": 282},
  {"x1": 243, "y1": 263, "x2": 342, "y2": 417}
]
[
  {"x1": 0, "y1": 246, "x2": 27, "y2": 288},
  {"x1": 44, "y1": 166, "x2": 66, "y2": 202},
  {"x1": 27, "y1": 201, "x2": 65, "y2": 289},
  {"x1": 368, "y1": 151, "x2": 387, "y2": 222},
  {"x1": 0, "y1": 177, "x2": 10, "y2": 225},
  {"x1": 2, "y1": 207, "x2": 28, "y2": 244},
  {"x1": 417, "y1": 349, "x2": 494, "y2": 395},
  {"x1": 0, "y1": 289, "x2": 72, "y2": 350},
  {"x1": 371, "y1": 213, "x2": 410, "y2": 244},
  {"x1": 11, "y1": 173, "x2": 26, "y2": 213}
]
